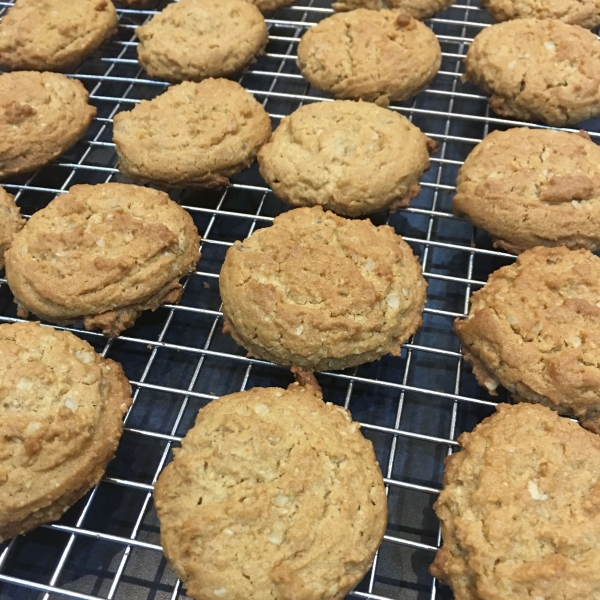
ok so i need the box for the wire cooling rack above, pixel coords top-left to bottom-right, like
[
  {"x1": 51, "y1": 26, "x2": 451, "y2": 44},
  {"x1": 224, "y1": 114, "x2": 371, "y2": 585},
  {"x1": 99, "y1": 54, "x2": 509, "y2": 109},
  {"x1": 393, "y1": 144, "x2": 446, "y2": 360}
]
[{"x1": 1, "y1": 1, "x2": 600, "y2": 599}]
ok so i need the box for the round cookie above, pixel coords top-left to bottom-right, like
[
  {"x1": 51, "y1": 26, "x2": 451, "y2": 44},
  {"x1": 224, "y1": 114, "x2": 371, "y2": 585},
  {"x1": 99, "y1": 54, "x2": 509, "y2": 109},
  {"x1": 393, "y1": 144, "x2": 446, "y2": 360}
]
[
  {"x1": 0, "y1": 0, "x2": 117, "y2": 72},
  {"x1": 154, "y1": 379, "x2": 388, "y2": 600},
  {"x1": 297, "y1": 11, "x2": 441, "y2": 107},
  {"x1": 454, "y1": 246, "x2": 600, "y2": 433},
  {"x1": 219, "y1": 206, "x2": 427, "y2": 371},
  {"x1": 113, "y1": 79, "x2": 271, "y2": 188},
  {"x1": 0, "y1": 322, "x2": 132, "y2": 541},
  {"x1": 0, "y1": 72, "x2": 96, "y2": 179},
  {"x1": 0, "y1": 188, "x2": 23, "y2": 271},
  {"x1": 454, "y1": 128, "x2": 600, "y2": 254},
  {"x1": 135, "y1": 0, "x2": 268, "y2": 82},
  {"x1": 258, "y1": 100, "x2": 436, "y2": 216},
  {"x1": 432, "y1": 402, "x2": 600, "y2": 600},
  {"x1": 5, "y1": 183, "x2": 201, "y2": 338},
  {"x1": 246, "y1": 0, "x2": 296, "y2": 12},
  {"x1": 333, "y1": 0, "x2": 455, "y2": 19},
  {"x1": 464, "y1": 19, "x2": 600, "y2": 126},
  {"x1": 481, "y1": 0, "x2": 600, "y2": 29}
]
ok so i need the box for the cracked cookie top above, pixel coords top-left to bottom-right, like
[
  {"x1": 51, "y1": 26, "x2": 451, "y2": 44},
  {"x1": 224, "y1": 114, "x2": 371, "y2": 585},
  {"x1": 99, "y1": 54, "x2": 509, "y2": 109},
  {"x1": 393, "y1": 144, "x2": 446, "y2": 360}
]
[
  {"x1": 154, "y1": 381, "x2": 387, "y2": 600},
  {"x1": 464, "y1": 18, "x2": 600, "y2": 126},
  {"x1": 219, "y1": 206, "x2": 427, "y2": 371}
]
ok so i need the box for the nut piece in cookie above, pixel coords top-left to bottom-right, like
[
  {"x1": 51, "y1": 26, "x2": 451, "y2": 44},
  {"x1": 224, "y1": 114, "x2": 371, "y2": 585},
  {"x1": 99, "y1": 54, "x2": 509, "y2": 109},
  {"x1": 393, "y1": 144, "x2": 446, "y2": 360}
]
[
  {"x1": 113, "y1": 79, "x2": 272, "y2": 188},
  {"x1": 432, "y1": 403, "x2": 600, "y2": 600},
  {"x1": 464, "y1": 19, "x2": 600, "y2": 126},
  {"x1": 0, "y1": 72, "x2": 96, "y2": 179},
  {"x1": 0, "y1": 0, "x2": 117, "y2": 72},
  {"x1": 297, "y1": 10, "x2": 441, "y2": 106},
  {"x1": 454, "y1": 128, "x2": 600, "y2": 253},
  {"x1": 333, "y1": 0, "x2": 455, "y2": 19},
  {"x1": 0, "y1": 188, "x2": 23, "y2": 271},
  {"x1": 258, "y1": 100, "x2": 436, "y2": 216},
  {"x1": 454, "y1": 246, "x2": 600, "y2": 433},
  {"x1": 0, "y1": 322, "x2": 132, "y2": 541},
  {"x1": 154, "y1": 380, "x2": 387, "y2": 600},
  {"x1": 136, "y1": 0, "x2": 268, "y2": 82},
  {"x1": 5, "y1": 183, "x2": 201, "y2": 337},
  {"x1": 219, "y1": 206, "x2": 427, "y2": 371}
]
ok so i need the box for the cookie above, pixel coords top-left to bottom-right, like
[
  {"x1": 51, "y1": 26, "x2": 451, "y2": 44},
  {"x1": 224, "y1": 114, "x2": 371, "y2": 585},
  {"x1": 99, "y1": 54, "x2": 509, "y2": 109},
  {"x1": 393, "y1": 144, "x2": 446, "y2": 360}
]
[
  {"x1": 0, "y1": 0, "x2": 117, "y2": 72},
  {"x1": 454, "y1": 246, "x2": 600, "y2": 433},
  {"x1": 113, "y1": 79, "x2": 271, "y2": 188},
  {"x1": 454, "y1": 128, "x2": 600, "y2": 254},
  {"x1": 0, "y1": 322, "x2": 132, "y2": 541},
  {"x1": 481, "y1": 0, "x2": 600, "y2": 29},
  {"x1": 245, "y1": 0, "x2": 296, "y2": 12},
  {"x1": 464, "y1": 19, "x2": 600, "y2": 126},
  {"x1": 5, "y1": 183, "x2": 200, "y2": 337},
  {"x1": 297, "y1": 11, "x2": 441, "y2": 107},
  {"x1": 333, "y1": 0, "x2": 454, "y2": 19},
  {"x1": 135, "y1": 0, "x2": 268, "y2": 82},
  {"x1": 431, "y1": 402, "x2": 600, "y2": 600},
  {"x1": 219, "y1": 206, "x2": 427, "y2": 371},
  {"x1": 0, "y1": 72, "x2": 96, "y2": 179},
  {"x1": 0, "y1": 188, "x2": 23, "y2": 271},
  {"x1": 154, "y1": 378, "x2": 388, "y2": 600},
  {"x1": 258, "y1": 100, "x2": 436, "y2": 216}
]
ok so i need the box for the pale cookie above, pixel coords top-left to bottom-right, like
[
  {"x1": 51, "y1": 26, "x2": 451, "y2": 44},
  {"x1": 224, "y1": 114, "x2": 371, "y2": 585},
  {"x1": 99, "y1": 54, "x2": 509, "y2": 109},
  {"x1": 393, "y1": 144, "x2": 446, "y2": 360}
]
[
  {"x1": 258, "y1": 100, "x2": 436, "y2": 216},
  {"x1": 454, "y1": 128, "x2": 600, "y2": 254},
  {"x1": 136, "y1": 0, "x2": 268, "y2": 82},
  {"x1": 333, "y1": 0, "x2": 455, "y2": 20},
  {"x1": 0, "y1": 0, "x2": 117, "y2": 72},
  {"x1": 0, "y1": 188, "x2": 23, "y2": 271},
  {"x1": 219, "y1": 206, "x2": 427, "y2": 371},
  {"x1": 464, "y1": 19, "x2": 600, "y2": 126},
  {"x1": 432, "y1": 403, "x2": 600, "y2": 600},
  {"x1": 481, "y1": 0, "x2": 600, "y2": 29},
  {"x1": 454, "y1": 246, "x2": 600, "y2": 433},
  {"x1": 113, "y1": 79, "x2": 271, "y2": 188},
  {"x1": 297, "y1": 11, "x2": 441, "y2": 107},
  {"x1": 0, "y1": 322, "x2": 132, "y2": 541},
  {"x1": 0, "y1": 72, "x2": 96, "y2": 179},
  {"x1": 5, "y1": 183, "x2": 200, "y2": 337},
  {"x1": 154, "y1": 379, "x2": 388, "y2": 600}
]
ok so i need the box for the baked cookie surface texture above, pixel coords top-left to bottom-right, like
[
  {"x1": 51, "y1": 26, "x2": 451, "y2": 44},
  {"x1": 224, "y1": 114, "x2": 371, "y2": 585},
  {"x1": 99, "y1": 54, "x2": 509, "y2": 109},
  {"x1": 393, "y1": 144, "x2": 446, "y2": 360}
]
[
  {"x1": 454, "y1": 128, "x2": 600, "y2": 253},
  {"x1": 258, "y1": 100, "x2": 434, "y2": 216},
  {"x1": 154, "y1": 380, "x2": 388, "y2": 600},
  {"x1": 297, "y1": 11, "x2": 441, "y2": 106},
  {"x1": 5, "y1": 183, "x2": 200, "y2": 337},
  {"x1": 0, "y1": 0, "x2": 117, "y2": 72},
  {"x1": 113, "y1": 79, "x2": 272, "y2": 188},
  {"x1": 0, "y1": 72, "x2": 96, "y2": 179},
  {"x1": 0, "y1": 188, "x2": 23, "y2": 271},
  {"x1": 0, "y1": 322, "x2": 132, "y2": 541},
  {"x1": 219, "y1": 206, "x2": 427, "y2": 371},
  {"x1": 136, "y1": 0, "x2": 268, "y2": 82},
  {"x1": 431, "y1": 402, "x2": 600, "y2": 600},
  {"x1": 464, "y1": 19, "x2": 600, "y2": 126},
  {"x1": 333, "y1": 0, "x2": 454, "y2": 19},
  {"x1": 454, "y1": 246, "x2": 600, "y2": 433}
]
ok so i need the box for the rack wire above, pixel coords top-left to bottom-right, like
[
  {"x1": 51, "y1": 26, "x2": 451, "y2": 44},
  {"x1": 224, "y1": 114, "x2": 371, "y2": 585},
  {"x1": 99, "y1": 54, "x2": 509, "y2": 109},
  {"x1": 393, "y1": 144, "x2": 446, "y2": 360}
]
[{"x1": 1, "y1": 1, "x2": 599, "y2": 599}]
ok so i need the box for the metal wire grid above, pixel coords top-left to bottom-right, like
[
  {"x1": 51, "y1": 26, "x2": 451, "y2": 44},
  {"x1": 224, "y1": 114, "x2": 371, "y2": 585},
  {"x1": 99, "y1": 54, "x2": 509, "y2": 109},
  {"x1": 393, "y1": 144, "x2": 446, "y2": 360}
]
[{"x1": 0, "y1": 1, "x2": 598, "y2": 600}]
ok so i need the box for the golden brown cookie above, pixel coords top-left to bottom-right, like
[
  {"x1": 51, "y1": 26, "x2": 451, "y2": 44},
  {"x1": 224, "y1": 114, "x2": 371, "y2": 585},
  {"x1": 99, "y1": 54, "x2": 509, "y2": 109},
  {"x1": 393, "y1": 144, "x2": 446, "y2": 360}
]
[
  {"x1": 135, "y1": 0, "x2": 268, "y2": 82},
  {"x1": 258, "y1": 100, "x2": 435, "y2": 216},
  {"x1": 432, "y1": 402, "x2": 600, "y2": 600},
  {"x1": 0, "y1": 71, "x2": 96, "y2": 179},
  {"x1": 0, "y1": 0, "x2": 117, "y2": 72},
  {"x1": 113, "y1": 79, "x2": 271, "y2": 188},
  {"x1": 245, "y1": 0, "x2": 296, "y2": 12},
  {"x1": 0, "y1": 321, "x2": 132, "y2": 541},
  {"x1": 454, "y1": 246, "x2": 600, "y2": 433},
  {"x1": 454, "y1": 128, "x2": 600, "y2": 254},
  {"x1": 219, "y1": 206, "x2": 427, "y2": 371},
  {"x1": 154, "y1": 379, "x2": 388, "y2": 600},
  {"x1": 5, "y1": 183, "x2": 200, "y2": 337},
  {"x1": 464, "y1": 19, "x2": 600, "y2": 126},
  {"x1": 297, "y1": 11, "x2": 441, "y2": 107},
  {"x1": 0, "y1": 188, "x2": 23, "y2": 271},
  {"x1": 333, "y1": 0, "x2": 454, "y2": 19}
]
